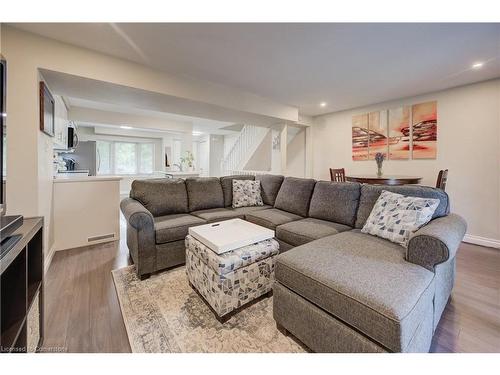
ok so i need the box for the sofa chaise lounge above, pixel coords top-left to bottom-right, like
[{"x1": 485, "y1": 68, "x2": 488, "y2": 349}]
[{"x1": 120, "y1": 174, "x2": 466, "y2": 353}]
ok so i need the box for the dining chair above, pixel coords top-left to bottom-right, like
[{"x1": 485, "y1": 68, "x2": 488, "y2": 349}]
[
  {"x1": 436, "y1": 169, "x2": 448, "y2": 191},
  {"x1": 330, "y1": 168, "x2": 346, "y2": 182}
]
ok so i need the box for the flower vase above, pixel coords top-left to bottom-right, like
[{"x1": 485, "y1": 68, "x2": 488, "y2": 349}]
[{"x1": 377, "y1": 166, "x2": 383, "y2": 177}]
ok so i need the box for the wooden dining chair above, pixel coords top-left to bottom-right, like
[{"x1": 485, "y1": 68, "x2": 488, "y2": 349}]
[
  {"x1": 436, "y1": 169, "x2": 448, "y2": 191},
  {"x1": 330, "y1": 168, "x2": 346, "y2": 182}
]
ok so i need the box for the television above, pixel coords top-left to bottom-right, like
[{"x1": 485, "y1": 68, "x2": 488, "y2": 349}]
[
  {"x1": 0, "y1": 55, "x2": 23, "y2": 254},
  {"x1": 1, "y1": 55, "x2": 6, "y2": 215}
]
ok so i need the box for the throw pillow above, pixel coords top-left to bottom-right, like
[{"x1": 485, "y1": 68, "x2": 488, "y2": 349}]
[
  {"x1": 361, "y1": 190, "x2": 440, "y2": 247},
  {"x1": 232, "y1": 180, "x2": 264, "y2": 208}
]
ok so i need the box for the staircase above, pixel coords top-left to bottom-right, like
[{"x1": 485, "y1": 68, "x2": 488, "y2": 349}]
[{"x1": 222, "y1": 125, "x2": 270, "y2": 175}]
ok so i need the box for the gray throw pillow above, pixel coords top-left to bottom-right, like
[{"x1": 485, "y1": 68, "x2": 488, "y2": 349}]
[
  {"x1": 232, "y1": 180, "x2": 264, "y2": 208},
  {"x1": 361, "y1": 190, "x2": 440, "y2": 247}
]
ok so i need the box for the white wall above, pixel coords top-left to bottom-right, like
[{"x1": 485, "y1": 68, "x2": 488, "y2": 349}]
[
  {"x1": 286, "y1": 127, "x2": 306, "y2": 177},
  {"x1": 193, "y1": 135, "x2": 209, "y2": 176},
  {"x1": 209, "y1": 135, "x2": 225, "y2": 177},
  {"x1": 244, "y1": 130, "x2": 272, "y2": 172},
  {"x1": 312, "y1": 79, "x2": 500, "y2": 242}
]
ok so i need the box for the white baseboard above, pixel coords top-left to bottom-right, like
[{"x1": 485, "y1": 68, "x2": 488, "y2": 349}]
[
  {"x1": 463, "y1": 234, "x2": 500, "y2": 249},
  {"x1": 44, "y1": 245, "x2": 56, "y2": 274}
]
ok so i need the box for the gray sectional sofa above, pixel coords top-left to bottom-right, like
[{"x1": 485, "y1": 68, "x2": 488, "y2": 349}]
[{"x1": 120, "y1": 174, "x2": 467, "y2": 353}]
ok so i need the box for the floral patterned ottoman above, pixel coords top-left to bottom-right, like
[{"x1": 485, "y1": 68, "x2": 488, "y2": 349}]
[{"x1": 185, "y1": 234, "x2": 279, "y2": 322}]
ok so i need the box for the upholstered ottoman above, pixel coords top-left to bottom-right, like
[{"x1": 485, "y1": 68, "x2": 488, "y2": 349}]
[{"x1": 185, "y1": 234, "x2": 279, "y2": 322}]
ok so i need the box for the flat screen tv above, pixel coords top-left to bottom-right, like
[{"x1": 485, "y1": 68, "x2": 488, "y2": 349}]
[{"x1": 1, "y1": 55, "x2": 6, "y2": 215}]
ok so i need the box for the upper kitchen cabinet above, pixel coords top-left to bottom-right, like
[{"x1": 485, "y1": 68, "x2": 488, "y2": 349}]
[{"x1": 53, "y1": 95, "x2": 69, "y2": 150}]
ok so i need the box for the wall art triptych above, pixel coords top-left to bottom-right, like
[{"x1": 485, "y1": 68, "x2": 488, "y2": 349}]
[{"x1": 352, "y1": 101, "x2": 437, "y2": 160}]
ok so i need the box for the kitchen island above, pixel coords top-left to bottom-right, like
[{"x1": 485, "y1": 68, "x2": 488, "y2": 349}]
[{"x1": 52, "y1": 176, "x2": 122, "y2": 252}]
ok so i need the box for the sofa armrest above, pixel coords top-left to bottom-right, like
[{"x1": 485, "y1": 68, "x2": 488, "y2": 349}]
[
  {"x1": 407, "y1": 213, "x2": 467, "y2": 271},
  {"x1": 120, "y1": 198, "x2": 156, "y2": 277},
  {"x1": 120, "y1": 197, "x2": 154, "y2": 230}
]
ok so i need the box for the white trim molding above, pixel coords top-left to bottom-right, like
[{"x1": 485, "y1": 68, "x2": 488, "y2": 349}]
[
  {"x1": 463, "y1": 234, "x2": 500, "y2": 249},
  {"x1": 44, "y1": 245, "x2": 56, "y2": 275}
]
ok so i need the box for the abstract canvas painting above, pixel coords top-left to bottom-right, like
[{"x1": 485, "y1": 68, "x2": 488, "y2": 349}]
[
  {"x1": 412, "y1": 101, "x2": 437, "y2": 159},
  {"x1": 352, "y1": 114, "x2": 369, "y2": 160},
  {"x1": 388, "y1": 106, "x2": 410, "y2": 160},
  {"x1": 352, "y1": 101, "x2": 437, "y2": 161},
  {"x1": 368, "y1": 111, "x2": 388, "y2": 160}
]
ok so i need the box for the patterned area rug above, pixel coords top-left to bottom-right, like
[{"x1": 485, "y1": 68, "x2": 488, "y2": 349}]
[{"x1": 111, "y1": 265, "x2": 306, "y2": 353}]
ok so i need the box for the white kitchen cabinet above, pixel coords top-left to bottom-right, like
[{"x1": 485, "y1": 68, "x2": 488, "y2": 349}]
[{"x1": 53, "y1": 95, "x2": 68, "y2": 149}]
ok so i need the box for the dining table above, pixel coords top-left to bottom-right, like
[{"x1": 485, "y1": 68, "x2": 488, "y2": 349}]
[{"x1": 345, "y1": 175, "x2": 422, "y2": 186}]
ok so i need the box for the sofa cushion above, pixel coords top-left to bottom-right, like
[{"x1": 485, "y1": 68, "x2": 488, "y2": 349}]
[
  {"x1": 130, "y1": 178, "x2": 188, "y2": 217},
  {"x1": 191, "y1": 208, "x2": 244, "y2": 223},
  {"x1": 276, "y1": 218, "x2": 351, "y2": 247},
  {"x1": 185, "y1": 177, "x2": 225, "y2": 212},
  {"x1": 230, "y1": 204, "x2": 272, "y2": 217},
  {"x1": 274, "y1": 177, "x2": 316, "y2": 217},
  {"x1": 256, "y1": 174, "x2": 284, "y2": 206},
  {"x1": 361, "y1": 190, "x2": 440, "y2": 247},
  {"x1": 220, "y1": 175, "x2": 255, "y2": 207},
  {"x1": 308, "y1": 181, "x2": 361, "y2": 227},
  {"x1": 245, "y1": 208, "x2": 303, "y2": 230},
  {"x1": 232, "y1": 180, "x2": 264, "y2": 208},
  {"x1": 275, "y1": 230, "x2": 435, "y2": 352},
  {"x1": 154, "y1": 214, "x2": 205, "y2": 244},
  {"x1": 355, "y1": 184, "x2": 450, "y2": 229}
]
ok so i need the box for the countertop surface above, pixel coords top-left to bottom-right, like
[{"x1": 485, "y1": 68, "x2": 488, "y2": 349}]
[
  {"x1": 161, "y1": 170, "x2": 201, "y2": 176},
  {"x1": 53, "y1": 175, "x2": 122, "y2": 183}
]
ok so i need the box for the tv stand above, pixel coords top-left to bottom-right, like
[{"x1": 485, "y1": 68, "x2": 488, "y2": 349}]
[
  {"x1": 0, "y1": 215, "x2": 24, "y2": 245},
  {"x1": 0, "y1": 217, "x2": 44, "y2": 353}
]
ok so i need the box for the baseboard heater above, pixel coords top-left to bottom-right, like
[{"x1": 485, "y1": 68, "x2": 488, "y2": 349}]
[{"x1": 87, "y1": 233, "x2": 115, "y2": 242}]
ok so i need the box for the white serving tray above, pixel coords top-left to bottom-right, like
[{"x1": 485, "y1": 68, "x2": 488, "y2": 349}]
[{"x1": 188, "y1": 218, "x2": 275, "y2": 254}]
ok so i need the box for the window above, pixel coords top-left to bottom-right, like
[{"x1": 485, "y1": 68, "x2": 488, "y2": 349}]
[
  {"x1": 139, "y1": 143, "x2": 153, "y2": 174},
  {"x1": 115, "y1": 142, "x2": 136, "y2": 174},
  {"x1": 96, "y1": 140, "x2": 154, "y2": 175}
]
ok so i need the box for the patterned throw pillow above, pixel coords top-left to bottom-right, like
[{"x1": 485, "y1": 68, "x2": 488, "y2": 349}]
[
  {"x1": 361, "y1": 190, "x2": 440, "y2": 247},
  {"x1": 232, "y1": 180, "x2": 264, "y2": 208}
]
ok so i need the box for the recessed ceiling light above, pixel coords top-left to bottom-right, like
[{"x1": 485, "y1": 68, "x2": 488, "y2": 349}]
[
  {"x1": 120, "y1": 125, "x2": 132, "y2": 129},
  {"x1": 472, "y1": 62, "x2": 484, "y2": 69},
  {"x1": 192, "y1": 131, "x2": 203, "y2": 136},
  {"x1": 320, "y1": 102, "x2": 327, "y2": 107}
]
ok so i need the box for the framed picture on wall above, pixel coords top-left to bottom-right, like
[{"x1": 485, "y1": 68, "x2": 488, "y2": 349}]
[{"x1": 39, "y1": 81, "x2": 55, "y2": 137}]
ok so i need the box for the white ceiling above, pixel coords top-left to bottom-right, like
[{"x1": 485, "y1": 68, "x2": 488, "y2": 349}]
[
  {"x1": 40, "y1": 69, "x2": 285, "y2": 128},
  {"x1": 66, "y1": 97, "x2": 237, "y2": 135},
  {"x1": 12, "y1": 23, "x2": 500, "y2": 116}
]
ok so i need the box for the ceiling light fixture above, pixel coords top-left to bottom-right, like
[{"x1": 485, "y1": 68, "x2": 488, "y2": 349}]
[
  {"x1": 192, "y1": 131, "x2": 203, "y2": 136},
  {"x1": 320, "y1": 102, "x2": 327, "y2": 107},
  {"x1": 472, "y1": 62, "x2": 484, "y2": 69},
  {"x1": 120, "y1": 125, "x2": 132, "y2": 129}
]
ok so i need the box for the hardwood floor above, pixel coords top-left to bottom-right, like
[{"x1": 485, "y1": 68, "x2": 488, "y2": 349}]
[
  {"x1": 430, "y1": 242, "x2": 500, "y2": 352},
  {"x1": 42, "y1": 218, "x2": 500, "y2": 353},
  {"x1": 42, "y1": 218, "x2": 132, "y2": 352}
]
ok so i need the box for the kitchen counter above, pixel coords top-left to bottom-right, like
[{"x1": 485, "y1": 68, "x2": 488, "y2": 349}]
[
  {"x1": 159, "y1": 170, "x2": 201, "y2": 178},
  {"x1": 53, "y1": 175, "x2": 122, "y2": 183},
  {"x1": 52, "y1": 175, "x2": 121, "y2": 251}
]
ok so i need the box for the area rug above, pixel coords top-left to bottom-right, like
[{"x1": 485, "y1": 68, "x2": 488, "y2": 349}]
[{"x1": 111, "y1": 265, "x2": 306, "y2": 353}]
